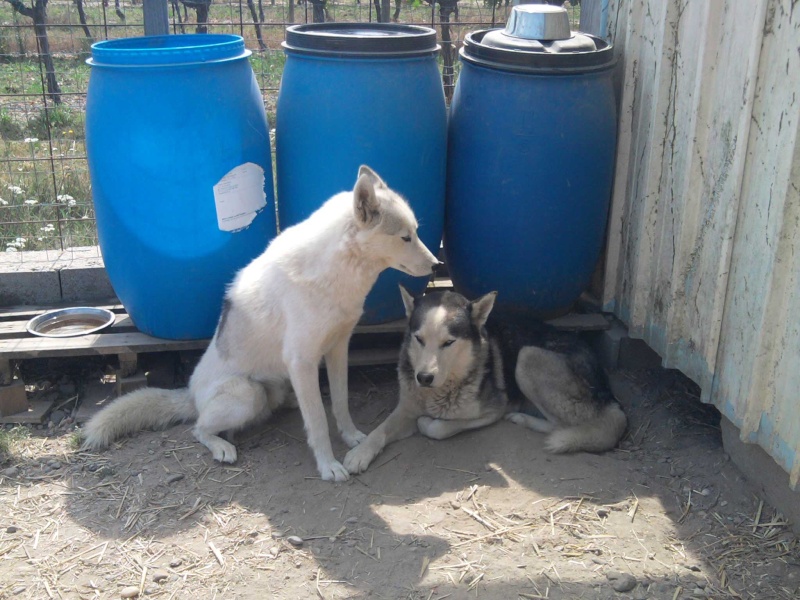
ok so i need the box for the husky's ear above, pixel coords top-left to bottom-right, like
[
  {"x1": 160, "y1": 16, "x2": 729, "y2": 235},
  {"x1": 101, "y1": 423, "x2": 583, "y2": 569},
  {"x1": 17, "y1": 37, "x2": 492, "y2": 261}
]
[
  {"x1": 399, "y1": 284, "x2": 416, "y2": 319},
  {"x1": 354, "y1": 166, "x2": 382, "y2": 228},
  {"x1": 470, "y1": 291, "x2": 497, "y2": 328}
]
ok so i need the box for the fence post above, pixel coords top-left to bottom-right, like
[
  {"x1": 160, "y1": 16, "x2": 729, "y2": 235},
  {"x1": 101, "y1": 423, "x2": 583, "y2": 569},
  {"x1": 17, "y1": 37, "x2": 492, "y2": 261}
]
[{"x1": 143, "y1": 0, "x2": 170, "y2": 36}]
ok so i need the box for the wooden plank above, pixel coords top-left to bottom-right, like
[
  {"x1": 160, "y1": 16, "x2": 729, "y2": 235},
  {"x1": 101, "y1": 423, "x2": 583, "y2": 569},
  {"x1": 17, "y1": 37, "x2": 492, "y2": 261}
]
[
  {"x1": 0, "y1": 332, "x2": 209, "y2": 359},
  {"x1": 0, "y1": 398, "x2": 54, "y2": 424},
  {"x1": 0, "y1": 312, "x2": 138, "y2": 340},
  {"x1": 545, "y1": 313, "x2": 610, "y2": 331},
  {"x1": 0, "y1": 302, "x2": 124, "y2": 321}
]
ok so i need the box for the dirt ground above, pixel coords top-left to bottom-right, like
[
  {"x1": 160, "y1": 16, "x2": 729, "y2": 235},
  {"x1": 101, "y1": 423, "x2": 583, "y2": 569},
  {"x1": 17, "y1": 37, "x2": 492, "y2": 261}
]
[{"x1": 1, "y1": 353, "x2": 799, "y2": 599}]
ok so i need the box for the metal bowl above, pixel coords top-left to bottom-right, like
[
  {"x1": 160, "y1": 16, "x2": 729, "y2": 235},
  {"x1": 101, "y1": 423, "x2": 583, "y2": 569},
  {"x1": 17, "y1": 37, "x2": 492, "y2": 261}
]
[
  {"x1": 504, "y1": 4, "x2": 571, "y2": 41},
  {"x1": 26, "y1": 307, "x2": 116, "y2": 338}
]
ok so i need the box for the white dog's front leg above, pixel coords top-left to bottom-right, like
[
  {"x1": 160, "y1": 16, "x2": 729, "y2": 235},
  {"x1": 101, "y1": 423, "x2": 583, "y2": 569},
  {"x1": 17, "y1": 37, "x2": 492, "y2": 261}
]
[
  {"x1": 325, "y1": 337, "x2": 366, "y2": 448},
  {"x1": 287, "y1": 358, "x2": 349, "y2": 482}
]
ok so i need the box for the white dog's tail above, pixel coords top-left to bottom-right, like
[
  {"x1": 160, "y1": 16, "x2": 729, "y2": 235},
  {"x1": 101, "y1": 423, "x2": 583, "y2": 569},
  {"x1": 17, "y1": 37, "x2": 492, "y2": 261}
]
[
  {"x1": 545, "y1": 403, "x2": 627, "y2": 454},
  {"x1": 81, "y1": 388, "x2": 197, "y2": 451}
]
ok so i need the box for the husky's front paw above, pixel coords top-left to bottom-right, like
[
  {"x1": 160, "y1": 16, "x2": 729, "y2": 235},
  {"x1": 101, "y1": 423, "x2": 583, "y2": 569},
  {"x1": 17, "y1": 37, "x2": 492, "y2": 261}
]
[
  {"x1": 417, "y1": 416, "x2": 446, "y2": 440},
  {"x1": 341, "y1": 428, "x2": 367, "y2": 449},
  {"x1": 317, "y1": 459, "x2": 350, "y2": 482},
  {"x1": 343, "y1": 442, "x2": 378, "y2": 474}
]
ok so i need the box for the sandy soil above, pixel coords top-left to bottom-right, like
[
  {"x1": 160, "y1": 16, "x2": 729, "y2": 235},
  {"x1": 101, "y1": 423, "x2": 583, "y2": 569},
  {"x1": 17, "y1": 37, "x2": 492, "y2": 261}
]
[{"x1": 1, "y1": 356, "x2": 799, "y2": 599}]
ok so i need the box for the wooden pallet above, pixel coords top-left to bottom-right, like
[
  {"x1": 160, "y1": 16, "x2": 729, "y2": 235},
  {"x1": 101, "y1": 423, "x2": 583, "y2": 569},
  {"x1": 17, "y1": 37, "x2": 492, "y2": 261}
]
[
  {"x1": 0, "y1": 287, "x2": 610, "y2": 421},
  {"x1": 0, "y1": 302, "x2": 406, "y2": 421}
]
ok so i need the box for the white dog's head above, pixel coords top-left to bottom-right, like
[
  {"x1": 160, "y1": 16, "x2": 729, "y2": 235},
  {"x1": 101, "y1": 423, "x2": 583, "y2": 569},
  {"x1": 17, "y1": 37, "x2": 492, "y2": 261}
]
[
  {"x1": 400, "y1": 286, "x2": 497, "y2": 389},
  {"x1": 352, "y1": 165, "x2": 439, "y2": 277}
]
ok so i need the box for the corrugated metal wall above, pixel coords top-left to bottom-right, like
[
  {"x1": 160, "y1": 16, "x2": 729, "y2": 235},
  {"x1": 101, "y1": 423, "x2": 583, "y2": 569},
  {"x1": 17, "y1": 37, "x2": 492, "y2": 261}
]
[{"x1": 602, "y1": 0, "x2": 800, "y2": 488}]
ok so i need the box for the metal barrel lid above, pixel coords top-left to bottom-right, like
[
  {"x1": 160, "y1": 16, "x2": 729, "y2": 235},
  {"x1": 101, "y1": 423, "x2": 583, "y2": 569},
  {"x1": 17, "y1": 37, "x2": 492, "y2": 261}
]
[
  {"x1": 282, "y1": 23, "x2": 440, "y2": 58},
  {"x1": 460, "y1": 29, "x2": 615, "y2": 75}
]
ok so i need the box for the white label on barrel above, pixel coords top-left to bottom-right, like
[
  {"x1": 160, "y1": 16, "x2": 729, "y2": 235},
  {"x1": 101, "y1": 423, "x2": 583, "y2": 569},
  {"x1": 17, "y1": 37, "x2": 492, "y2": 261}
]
[{"x1": 213, "y1": 162, "x2": 267, "y2": 232}]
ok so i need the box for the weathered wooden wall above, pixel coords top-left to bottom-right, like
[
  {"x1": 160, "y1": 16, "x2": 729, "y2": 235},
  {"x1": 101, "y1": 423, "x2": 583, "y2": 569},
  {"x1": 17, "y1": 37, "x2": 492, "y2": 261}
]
[{"x1": 603, "y1": 0, "x2": 800, "y2": 487}]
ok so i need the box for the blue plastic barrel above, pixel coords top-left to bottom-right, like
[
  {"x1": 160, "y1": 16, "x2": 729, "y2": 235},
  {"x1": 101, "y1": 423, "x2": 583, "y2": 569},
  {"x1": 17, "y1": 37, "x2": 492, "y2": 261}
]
[
  {"x1": 86, "y1": 34, "x2": 276, "y2": 339},
  {"x1": 277, "y1": 24, "x2": 446, "y2": 324},
  {"x1": 445, "y1": 28, "x2": 617, "y2": 316}
]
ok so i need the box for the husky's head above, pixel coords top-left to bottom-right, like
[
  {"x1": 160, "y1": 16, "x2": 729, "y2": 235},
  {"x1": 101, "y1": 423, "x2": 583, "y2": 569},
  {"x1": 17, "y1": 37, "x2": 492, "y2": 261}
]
[
  {"x1": 400, "y1": 286, "x2": 497, "y2": 388},
  {"x1": 352, "y1": 165, "x2": 439, "y2": 277}
]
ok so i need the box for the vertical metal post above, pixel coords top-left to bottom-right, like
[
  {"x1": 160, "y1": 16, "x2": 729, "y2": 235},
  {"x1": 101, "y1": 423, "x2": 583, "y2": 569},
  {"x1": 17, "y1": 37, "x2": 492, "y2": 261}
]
[{"x1": 143, "y1": 0, "x2": 170, "y2": 36}]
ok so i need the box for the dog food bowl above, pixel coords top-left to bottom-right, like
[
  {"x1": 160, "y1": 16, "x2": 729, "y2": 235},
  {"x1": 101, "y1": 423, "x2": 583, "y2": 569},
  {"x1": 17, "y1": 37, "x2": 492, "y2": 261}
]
[
  {"x1": 505, "y1": 4, "x2": 571, "y2": 40},
  {"x1": 26, "y1": 307, "x2": 116, "y2": 338}
]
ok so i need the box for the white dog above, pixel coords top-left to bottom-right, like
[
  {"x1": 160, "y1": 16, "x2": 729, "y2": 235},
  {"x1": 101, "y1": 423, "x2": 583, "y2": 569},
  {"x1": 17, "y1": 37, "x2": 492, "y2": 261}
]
[{"x1": 82, "y1": 165, "x2": 439, "y2": 481}]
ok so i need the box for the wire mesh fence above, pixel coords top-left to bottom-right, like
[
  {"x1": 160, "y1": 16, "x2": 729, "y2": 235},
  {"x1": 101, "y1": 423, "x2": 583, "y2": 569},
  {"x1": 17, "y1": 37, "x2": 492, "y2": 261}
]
[{"x1": 0, "y1": 0, "x2": 580, "y2": 264}]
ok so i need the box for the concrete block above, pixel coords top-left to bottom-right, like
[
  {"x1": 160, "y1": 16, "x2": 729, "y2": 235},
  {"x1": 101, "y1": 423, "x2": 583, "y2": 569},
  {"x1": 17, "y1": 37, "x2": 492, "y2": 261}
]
[
  {"x1": 594, "y1": 320, "x2": 627, "y2": 369},
  {"x1": 0, "y1": 381, "x2": 28, "y2": 417},
  {"x1": 721, "y1": 416, "x2": 800, "y2": 534},
  {"x1": 0, "y1": 270, "x2": 61, "y2": 305},
  {"x1": 116, "y1": 373, "x2": 148, "y2": 396},
  {"x1": 618, "y1": 337, "x2": 663, "y2": 370},
  {"x1": 59, "y1": 266, "x2": 116, "y2": 303}
]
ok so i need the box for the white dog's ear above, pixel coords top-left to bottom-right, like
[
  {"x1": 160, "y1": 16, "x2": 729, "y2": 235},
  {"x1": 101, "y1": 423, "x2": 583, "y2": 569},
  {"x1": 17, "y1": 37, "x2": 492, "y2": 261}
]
[
  {"x1": 470, "y1": 291, "x2": 497, "y2": 328},
  {"x1": 354, "y1": 166, "x2": 382, "y2": 228},
  {"x1": 358, "y1": 165, "x2": 387, "y2": 188},
  {"x1": 399, "y1": 284, "x2": 416, "y2": 319}
]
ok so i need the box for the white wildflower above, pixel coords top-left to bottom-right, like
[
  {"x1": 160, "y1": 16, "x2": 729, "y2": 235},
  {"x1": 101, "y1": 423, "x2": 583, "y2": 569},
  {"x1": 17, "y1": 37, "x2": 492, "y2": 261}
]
[
  {"x1": 5, "y1": 246, "x2": 17, "y2": 252},
  {"x1": 23, "y1": 137, "x2": 39, "y2": 143},
  {"x1": 40, "y1": 223, "x2": 55, "y2": 232},
  {"x1": 23, "y1": 199, "x2": 38, "y2": 205},
  {"x1": 0, "y1": 198, "x2": 6, "y2": 205},
  {"x1": 7, "y1": 185, "x2": 23, "y2": 195}
]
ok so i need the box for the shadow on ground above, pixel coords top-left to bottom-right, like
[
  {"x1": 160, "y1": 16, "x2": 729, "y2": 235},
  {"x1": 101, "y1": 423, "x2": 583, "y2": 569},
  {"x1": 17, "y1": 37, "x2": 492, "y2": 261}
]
[{"x1": 1, "y1": 359, "x2": 799, "y2": 599}]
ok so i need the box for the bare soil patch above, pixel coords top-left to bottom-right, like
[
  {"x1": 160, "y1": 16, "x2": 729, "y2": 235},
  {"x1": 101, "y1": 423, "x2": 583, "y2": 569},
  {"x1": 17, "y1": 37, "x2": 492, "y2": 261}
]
[{"x1": 1, "y1": 357, "x2": 799, "y2": 599}]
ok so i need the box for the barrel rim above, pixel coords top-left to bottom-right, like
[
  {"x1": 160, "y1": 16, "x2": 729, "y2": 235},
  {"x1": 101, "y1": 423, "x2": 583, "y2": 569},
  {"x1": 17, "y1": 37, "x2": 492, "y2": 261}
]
[
  {"x1": 88, "y1": 33, "x2": 249, "y2": 67},
  {"x1": 460, "y1": 30, "x2": 615, "y2": 74},
  {"x1": 283, "y1": 23, "x2": 440, "y2": 58}
]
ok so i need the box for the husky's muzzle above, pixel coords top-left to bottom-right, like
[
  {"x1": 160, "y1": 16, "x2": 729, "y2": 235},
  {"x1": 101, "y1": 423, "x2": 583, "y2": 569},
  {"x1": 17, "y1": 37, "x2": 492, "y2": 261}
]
[{"x1": 416, "y1": 371, "x2": 435, "y2": 387}]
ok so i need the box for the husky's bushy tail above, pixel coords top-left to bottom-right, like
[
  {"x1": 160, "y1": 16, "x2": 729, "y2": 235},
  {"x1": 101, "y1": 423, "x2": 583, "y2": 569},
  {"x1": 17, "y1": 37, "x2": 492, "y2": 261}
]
[
  {"x1": 544, "y1": 403, "x2": 627, "y2": 454},
  {"x1": 81, "y1": 388, "x2": 197, "y2": 450}
]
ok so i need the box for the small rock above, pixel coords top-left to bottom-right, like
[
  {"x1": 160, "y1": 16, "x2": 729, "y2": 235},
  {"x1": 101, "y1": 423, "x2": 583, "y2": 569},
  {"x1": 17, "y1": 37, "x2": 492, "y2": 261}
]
[
  {"x1": 168, "y1": 558, "x2": 182, "y2": 568},
  {"x1": 449, "y1": 499, "x2": 461, "y2": 510},
  {"x1": 607, "y1": 572, "x2": 637, "y2": 593},
  {"x1": 120, "y1": 586, "x2": 140, "y2": 598},
  {"x1": 165, "y1": 473, "x2": 185, "y2": 485},
  {"x1": 344, "y1": 516, "x2": 358, "y2": 524},
  {"x1": 7, "y1": 526, "x2": 18, "y2": 533},
  {"x1": 720, "y1": 500, "x2": 728, "y2": 507},
  {"x1": 48, "y1": 460, "x2": 62, "y2": 470},
  {"x1": 96, "y1": 465, "x2": 116, "y2": 479},
  {"x1": 287, "y1": 535, "x2": 304, "y2": 547},
  {"x1": 269, "y1": 546, "x2": 279, "y2": 557},
  {"x1": 699, "y1": 488, "x2": 711, "y2": 496},
  {"x1": 691, "y1": 589, "x2": 707, "y2": 598},
  {"x1": 152, "y1": 570, "x2": 169, "y2": 583},
  {"x1": 484, "y1": 463, "x2": 494, "y2": 471},
  {"x1": 2, "y1": 466, "x2": 20, "y2": 478},
  {"x1": 11, "y1": 586, "x2": 25, "y2": 595},
  {"x1": 596, "y1": 508, "x2": 609, "y2": 518},
  {"x1": 49, "y1": 410, "x2": 67, "y2": 426},
  {"x1": 271, "y1": 531, "x2": 285, "y2": 539}
]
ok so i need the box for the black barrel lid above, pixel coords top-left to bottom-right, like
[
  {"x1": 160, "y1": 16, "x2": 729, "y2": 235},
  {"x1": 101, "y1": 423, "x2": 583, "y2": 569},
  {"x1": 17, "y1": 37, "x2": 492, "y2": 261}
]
[
  {"x1": 283, "y1": 23, "x2": 439, "y2": 58},
  {"x1": 461, "y1": 29, "x2": 615, "y2": 74}
]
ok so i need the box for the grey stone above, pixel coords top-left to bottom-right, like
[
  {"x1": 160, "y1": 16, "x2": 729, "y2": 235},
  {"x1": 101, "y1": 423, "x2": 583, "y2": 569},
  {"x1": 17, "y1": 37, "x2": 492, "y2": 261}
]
[{"x1": 607, "y1": 571, "x2": 637, "y2": 593}]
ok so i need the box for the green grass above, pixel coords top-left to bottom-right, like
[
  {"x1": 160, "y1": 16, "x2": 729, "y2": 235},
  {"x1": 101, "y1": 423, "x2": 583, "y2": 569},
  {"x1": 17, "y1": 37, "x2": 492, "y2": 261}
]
[
  {"x1": 0, "y1": 0, "x2": 543, "y2": 253},
  {"x1": 0, "y1": 425, "x2": 30, "y2": 456}
]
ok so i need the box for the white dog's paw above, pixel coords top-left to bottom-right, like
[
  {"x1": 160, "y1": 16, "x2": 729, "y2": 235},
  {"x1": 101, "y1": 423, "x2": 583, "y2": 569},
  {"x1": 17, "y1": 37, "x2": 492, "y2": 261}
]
[
  {"x1": 417, "y1": 416, "x2": 445, "y2": 440},
  {"x1": 505, "y1": 412, "x2": 527, "y2": 426},
  {"x1": 343, "y1": 443, "x2": 377, "y2": 474},
  {"x1": 317, "y1": 459, "x2": 350, "y2": 482},
  {"x1": 341, "y1": 428, "x2": 367, "y2": 449},
  {"x1": 208, "y1": 438, "x2": 238, "y2": 463}
]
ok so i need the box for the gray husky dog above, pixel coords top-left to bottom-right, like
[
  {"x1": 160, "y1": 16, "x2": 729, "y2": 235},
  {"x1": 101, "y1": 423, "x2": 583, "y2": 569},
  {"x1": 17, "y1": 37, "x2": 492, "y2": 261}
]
[{"x1": 344, "y1": 288, "x2": 627, "y2": 474}]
